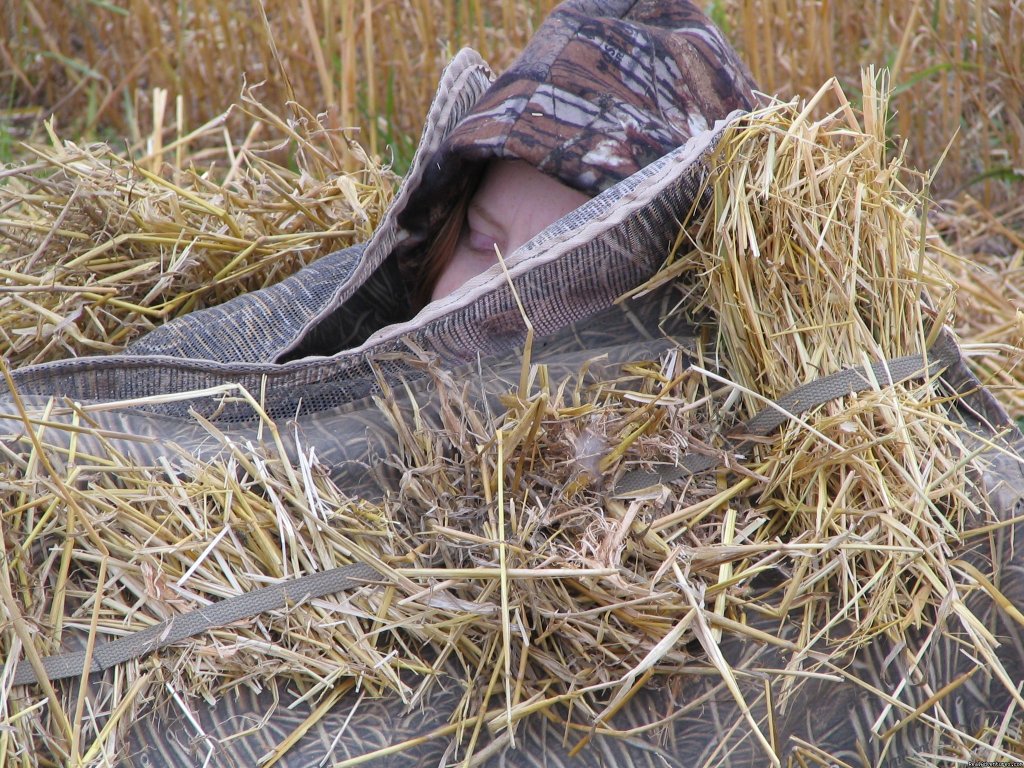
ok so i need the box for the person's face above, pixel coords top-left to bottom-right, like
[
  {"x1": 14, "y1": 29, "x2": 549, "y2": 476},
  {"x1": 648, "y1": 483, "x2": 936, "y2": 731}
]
[{"x1": 430, "y1": 160, "x2": 590, "y2": 301}]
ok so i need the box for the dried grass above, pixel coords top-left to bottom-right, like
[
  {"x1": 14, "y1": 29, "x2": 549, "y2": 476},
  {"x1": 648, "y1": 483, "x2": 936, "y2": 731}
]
[
  {"x1": 1, "y1": 0, "x2": 556, "y2": 171},
  {"x1": 640, "y1": 71, "x2": 973, "y2": 645},
  {"x1": 0, "y1": 89, "x2": 394, "y2": 367},
  {"x1": 1, "y1": 0, "x2": 1023, "y2": 763},
  {"x1": 1, "y1": 73, "x2": 1021, "y2": 765},
  {"x1": 4, "y1": 1, "x2": 1022, "y2": 200}
]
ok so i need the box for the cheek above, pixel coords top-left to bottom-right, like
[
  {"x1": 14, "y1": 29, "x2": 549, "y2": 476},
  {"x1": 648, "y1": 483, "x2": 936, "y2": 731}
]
[{"x1": 507, "y1": 192, "x2": 589, "y2": 253}]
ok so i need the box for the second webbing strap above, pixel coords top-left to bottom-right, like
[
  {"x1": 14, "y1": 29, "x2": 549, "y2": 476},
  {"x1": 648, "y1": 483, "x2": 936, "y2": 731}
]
[{"x1": 616, "y1": 342, "x2": 960, "y2": 493}]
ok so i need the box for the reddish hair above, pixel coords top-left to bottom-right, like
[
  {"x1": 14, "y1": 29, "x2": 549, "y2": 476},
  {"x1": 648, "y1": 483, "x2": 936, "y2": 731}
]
[{"x1": 412, "y1": 178, "x2": 476, "y2": 310}]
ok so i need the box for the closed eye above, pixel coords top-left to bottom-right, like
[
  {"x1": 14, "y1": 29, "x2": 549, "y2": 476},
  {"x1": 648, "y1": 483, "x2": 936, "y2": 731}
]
[
  {"x1": 466, "y1": 204, "x2": 505, "y2": 254},
  {"x1": 467, "y1": 227, "x2": 499, "y2": 253}
]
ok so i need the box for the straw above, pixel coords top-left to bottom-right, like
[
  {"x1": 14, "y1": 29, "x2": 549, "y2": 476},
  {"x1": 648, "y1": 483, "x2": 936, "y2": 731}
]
[{"x1": 2, "y1": 58, "x2": 1022, "y2": 768}]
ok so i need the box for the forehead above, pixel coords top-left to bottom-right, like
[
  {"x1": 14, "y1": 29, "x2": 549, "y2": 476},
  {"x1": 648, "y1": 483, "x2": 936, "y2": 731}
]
[{"x1": 472, "y1": 160, "x2": 589, "y2": 220}]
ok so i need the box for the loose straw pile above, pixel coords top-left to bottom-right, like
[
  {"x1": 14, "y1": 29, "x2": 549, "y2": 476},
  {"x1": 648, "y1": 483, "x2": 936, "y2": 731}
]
[
  {"x1": 649, "y1": 70, "x2": 973, "y2": 645},
  {"x1": 0, "y1": 87, "x2": 394, "y2": 368},
  {"x1": 1, "y1": 74, "x2": 1020, "y2": 765}
]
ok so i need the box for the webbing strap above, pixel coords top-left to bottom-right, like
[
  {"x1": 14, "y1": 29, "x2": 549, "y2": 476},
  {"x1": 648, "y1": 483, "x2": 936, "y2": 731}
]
[
  {"x1": 615, "y1": 342, "x2": 959, "y2": 495},
  {"x1": 9, "y1": 563, "x2": 380, "y2": 686},
  {"x1": 7, "y1": 342, "x2": 958, "y2": 687}
]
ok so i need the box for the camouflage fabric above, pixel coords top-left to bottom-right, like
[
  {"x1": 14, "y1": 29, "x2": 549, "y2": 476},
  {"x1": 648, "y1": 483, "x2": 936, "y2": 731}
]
[
  {"x1": 400, "y1": 0, "x2": 758, "y2": 249},
  {"x1": 444, "y1": 0, "x2": 757, "y2": 191}
]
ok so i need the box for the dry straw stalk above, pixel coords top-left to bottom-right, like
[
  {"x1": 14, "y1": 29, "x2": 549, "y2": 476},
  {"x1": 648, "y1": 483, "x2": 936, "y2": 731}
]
[
  {"x1": 1, "y1": 72, "x2": 1021, "y2": 764},
  {"x1": 0, "y1": 90, "x2": 394, "y2": 368}
]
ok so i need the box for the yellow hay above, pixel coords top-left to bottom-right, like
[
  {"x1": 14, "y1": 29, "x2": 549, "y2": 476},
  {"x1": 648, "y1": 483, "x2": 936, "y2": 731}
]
[
  {"x1": 1, "y1": 74, "x2": 1022, "y2": 765},
  {"x1": 0, "y1": 91, "x2": 395, "y2": 368}
]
